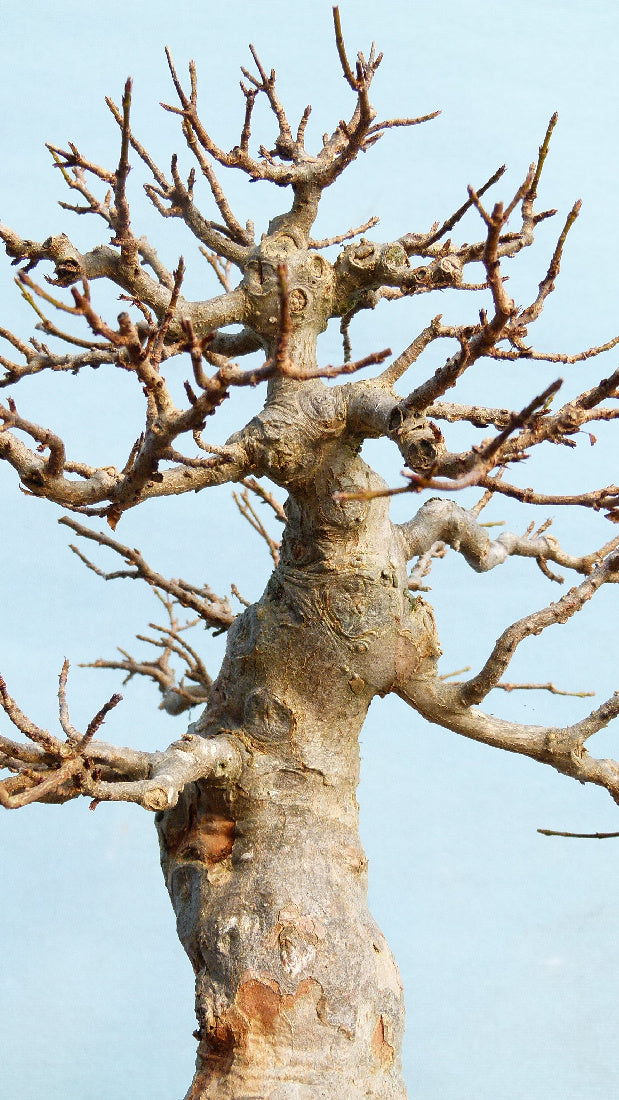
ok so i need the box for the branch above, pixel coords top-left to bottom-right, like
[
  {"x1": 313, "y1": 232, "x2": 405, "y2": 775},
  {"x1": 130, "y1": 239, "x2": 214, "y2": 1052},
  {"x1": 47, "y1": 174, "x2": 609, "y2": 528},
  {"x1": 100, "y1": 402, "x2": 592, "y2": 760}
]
[
  {"x1": 407, "y1": 539, "x2": 448, "y2": 590},
  {"x1": 83, "y1": 595, "x2": 212, "y2": 717},
  {"x1": 336, "y1": 379, "x2": 562, "y2": 502},
  {"x1": 0, "y1": 405, "x2": 249, "y2": 514},
  {"x1": 241, "y1": 476, "x2": 286, "y2": 520},
  {"x1": 401, "y1": 176, "x2": 531, "y2": 416},
  {"x1": 0, "y1": 222, "x2": 247, "y2": 335},
  {"x1": 158, "y1": 12, "x2": 436, "y2": 248},
  {"x1": 332, "y1": 5, "x2": 359, "y2": 90},
  {"x1": 60, "y1": 516, "x2": 235, "y2": 631},
  {"x1": 105, "y1": 86, "x2": 252, "y2": 264},
  {"x1": 538, "y1": 828, "x2": 619, "y2": 839},
  {"x1": 486, "y1": 332, "x2": 619, "y2": 366},
  {"x1": 0, "y1": 266, "x2": 275, "y2": 519},
  {"x1": 494, "y1": 362, "x2": 619, "y2": 462},
  {"x1": 0, "y1": 396, "x2": 66, "y2": 477},
  {"x1": 457, "y1": 553, "x2": 619, "y2": 707},
  {"x1": 400, "y1": 674, "x2": 619, "y2": 807},
  {"x1": 494, "y1": 681, "x2": 594, "y2": 699},
  {"x1": 401, "y1": 163, "x2": 507, "y2": 253},
  {"x1": 477, "y1": 475, "x2": 619, "y2": 522},
  {"x1": 0, "y1": 666, "x2": 242, "y2": 810},
  {"x1": 109, "y1": 78, "x2": 138, "y2": 267},
  {"x1": 400, "y1": 497, "x2": 619, "y2": 580},
  {"x1": 309, "y1": 215, "x2": 380, "y2": 249},
  {"x1": 233, "y1": 485, "x2": 281, "y2": 565}
]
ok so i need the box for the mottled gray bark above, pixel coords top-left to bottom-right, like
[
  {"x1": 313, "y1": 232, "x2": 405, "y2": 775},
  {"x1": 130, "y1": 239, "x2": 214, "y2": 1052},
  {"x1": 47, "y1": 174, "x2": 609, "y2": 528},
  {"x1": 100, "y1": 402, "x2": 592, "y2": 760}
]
[{"x1": 149, "y1": 235, "x2": 429, "y2": 1095}]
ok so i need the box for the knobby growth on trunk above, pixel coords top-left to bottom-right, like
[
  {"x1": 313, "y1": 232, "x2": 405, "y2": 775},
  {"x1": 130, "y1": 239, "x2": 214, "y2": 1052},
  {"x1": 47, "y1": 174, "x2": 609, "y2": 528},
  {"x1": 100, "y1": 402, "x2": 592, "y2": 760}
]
[{"x1": 2, "y1": 9, "x2": 619, "y2": 1097}]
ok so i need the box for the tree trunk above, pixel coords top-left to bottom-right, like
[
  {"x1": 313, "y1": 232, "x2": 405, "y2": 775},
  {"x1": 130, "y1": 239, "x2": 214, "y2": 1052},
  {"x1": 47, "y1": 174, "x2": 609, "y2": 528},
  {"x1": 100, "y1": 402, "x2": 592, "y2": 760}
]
[
  {"x1": 157, "y1": 692, "x2": 406, "y2": 1099},
  {"x1": 155, "y1": 361, "x2": 442, "y2": 1095}
]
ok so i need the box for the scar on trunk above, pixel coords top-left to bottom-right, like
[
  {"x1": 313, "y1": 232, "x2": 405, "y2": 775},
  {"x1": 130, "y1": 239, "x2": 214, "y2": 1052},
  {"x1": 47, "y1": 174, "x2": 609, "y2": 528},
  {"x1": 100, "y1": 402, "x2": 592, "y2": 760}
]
[{"x1": 372, "y1": 1013, "x2": 396, "y2": 1068}]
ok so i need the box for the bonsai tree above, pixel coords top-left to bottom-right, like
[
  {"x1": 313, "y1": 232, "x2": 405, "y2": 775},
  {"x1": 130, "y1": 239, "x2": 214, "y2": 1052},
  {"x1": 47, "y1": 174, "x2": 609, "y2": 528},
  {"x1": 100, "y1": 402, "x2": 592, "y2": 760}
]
[{"x1": 1, "y1": 9, "x2": 618, "y2": 1097}]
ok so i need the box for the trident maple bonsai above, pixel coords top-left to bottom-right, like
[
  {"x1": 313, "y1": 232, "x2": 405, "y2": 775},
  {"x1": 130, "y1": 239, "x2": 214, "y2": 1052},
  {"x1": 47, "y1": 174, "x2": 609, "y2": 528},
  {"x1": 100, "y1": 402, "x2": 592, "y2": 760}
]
[{"x1": 2, "y1": 9, "x2": 619, "y2": 1098}]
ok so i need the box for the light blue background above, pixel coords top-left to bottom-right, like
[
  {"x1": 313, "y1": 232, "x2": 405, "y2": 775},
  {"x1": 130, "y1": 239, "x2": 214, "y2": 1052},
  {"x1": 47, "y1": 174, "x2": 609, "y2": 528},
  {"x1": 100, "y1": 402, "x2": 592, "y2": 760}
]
[{"x1": 2, "y1": 2, "x2": 619, "y2": 1097}]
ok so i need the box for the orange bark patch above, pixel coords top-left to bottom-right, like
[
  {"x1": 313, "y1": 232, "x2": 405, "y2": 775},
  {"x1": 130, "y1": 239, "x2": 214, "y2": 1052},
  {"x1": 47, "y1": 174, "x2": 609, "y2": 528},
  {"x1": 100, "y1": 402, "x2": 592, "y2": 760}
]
[
  {"x1": 371, "y1": 1014, "x2": 395, "y2": 1068},
  {"x1": 199, "y1": 813, "x2": 235, "y2": 866},
  {"x1": 176, "y1": 811, "x2": 235, "y2": 866},
  {"x1": 236, "y1": 974, "x2": 321, "y2": 1032},
  {"x1": 236, "y1": 978, "x2": 283, "y2": 1030},
  {"x1": 191, "y1": 978, "x2": 333, "y2": 1092}
]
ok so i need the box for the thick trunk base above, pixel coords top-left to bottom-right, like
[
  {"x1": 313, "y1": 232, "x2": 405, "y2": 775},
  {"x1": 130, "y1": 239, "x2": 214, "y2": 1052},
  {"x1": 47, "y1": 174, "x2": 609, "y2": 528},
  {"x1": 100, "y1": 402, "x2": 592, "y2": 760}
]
[
  {"x1": 159, "y1": 787, "x2": 407, "y2": 1100},
  {"x1": 155, "y1": 515, "x2": 432, "y2": 1099}
]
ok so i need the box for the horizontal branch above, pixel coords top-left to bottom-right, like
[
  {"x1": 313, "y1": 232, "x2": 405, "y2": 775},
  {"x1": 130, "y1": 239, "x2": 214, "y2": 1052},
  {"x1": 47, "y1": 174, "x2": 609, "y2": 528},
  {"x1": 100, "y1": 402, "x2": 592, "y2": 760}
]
[
  {"x1": 401, "y1": 675, "x2": 619, "y2": 806},
  {"x1": 79, "y1": 591, "x2": 213, "y2": 716},
  {"x1": 338, "y1": 380, "x2": 562, "y2": 502},
  {"x1": 538, "y1": 828, "x2": 619, "y2": 839},
  {"x1": 0, "y1": 223, "x2": 248, "y2": 335},
  {"x1": 478, "y1": 474, "x2": 619, "y2": 521},
  {"x1": 309, "y1": 215, "x2": 380, "y2": 249},
  {"x1": 400, "y1": 497, "x2": 619, "y2": 580},
  {"x1": 0, "y1": 662, "x2": 243, "y2": 811},
  {"x1": 494, "y1": 681, "x2": 594, "y2": 698}
]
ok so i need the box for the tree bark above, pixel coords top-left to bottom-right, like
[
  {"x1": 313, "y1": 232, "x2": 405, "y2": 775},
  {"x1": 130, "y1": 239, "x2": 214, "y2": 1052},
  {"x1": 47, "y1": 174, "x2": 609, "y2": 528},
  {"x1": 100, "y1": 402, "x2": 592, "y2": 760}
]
[
  {"x1": 154, "y1": 303, "x2": 442, "y2": 1094},
  {"x1": 156, "y1": 558, "x2": 437, "y2": 1097}
]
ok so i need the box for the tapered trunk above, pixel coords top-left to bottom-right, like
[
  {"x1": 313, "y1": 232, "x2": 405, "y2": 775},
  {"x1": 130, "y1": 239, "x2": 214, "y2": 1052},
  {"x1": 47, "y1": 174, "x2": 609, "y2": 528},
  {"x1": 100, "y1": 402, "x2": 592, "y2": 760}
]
[
  {"x1": 155, "y1": 482, "x2": 441, "y2": 1096},
  {"x1": 154, "y1": 239, "x2": 442, "y2": 1097},
  {"x1": 157, "y1": 652, "x2": 407, "y2": 1097}
]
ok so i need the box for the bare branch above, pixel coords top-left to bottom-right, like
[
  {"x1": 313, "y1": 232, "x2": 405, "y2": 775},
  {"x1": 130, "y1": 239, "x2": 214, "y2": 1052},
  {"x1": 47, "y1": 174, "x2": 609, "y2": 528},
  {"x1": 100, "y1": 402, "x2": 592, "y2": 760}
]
[
  {"x1": 60, "y1": 516, "x2": 235, "y2": 630},
  {"x1": 200, "y1": 248, "x2": 234, "y2": 291},
  {"x1": 233, "y1": 487, "x2": 281, "y2": 565},
  {"x1": 337, "y1": 379, "x2": 562, "y2": 502},
  {"x1": 83, "y1": 595, "x2": 212, "y2": 717},
  {"x1": 495, "y1": 681, "x2": 595, "y2": 698},
  {"x1": 309, "y1": 216, "x2": 380, "y2": 250},
  {"x1": 538, "y1": 828, "x2": 619, "y2": 839},
  {"x1": 0, "y1": 665, "x2": 241, "y2": 809},
  {"x1": 0, "y1": 221, "x2": 248, "y2": 333},
  {"x1": 403, "y1": 675, "x2": 619, "y2": 807},
  {"x1": 0, "y1": 396, "x2": 66, "y2": 477},
  {"x1": 332, "y1": 6, "x2": 359, "y2": 90},
  {"x1": 525, "y1": 112, "x2": 558, "y2": 215},
  {"x1": 107, "y1": 76, "x2": 252, "y2": 262},
  {"x1": 379, "y1": 315, "x2": 444, "y2": 386},
  {"x1": 487, "y1": 332, "x2": 619, "y2": 365},
  {"x1": 477, "y1": 474, "x2": 619, "y2": 521},
  {"x1": 515, "y1": 200, "x2": 581, "y2": 329},
  {"x1": 241, "y1": 477, "x2": 286, "y2": 521},
  {"x1": 400, "y1": 497, "x2": 619, "y2": 580},
  {"x1": 458, "y1": 553, "x2": 619, "y2": 707},
  {"x1": 110, "y1": 78, "x2": 138, "y2": 267},
  {"x1": 407, "y1": 540, "x2": 448, "y2": 591},
  {"x1": 402, "y1": 164, "x2": 507, "y2": 253}
]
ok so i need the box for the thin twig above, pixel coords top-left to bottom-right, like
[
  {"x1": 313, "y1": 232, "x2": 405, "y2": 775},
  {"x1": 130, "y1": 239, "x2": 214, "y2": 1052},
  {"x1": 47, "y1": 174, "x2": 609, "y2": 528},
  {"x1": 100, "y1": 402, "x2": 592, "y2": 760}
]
[{"x1": 538, "y1": 828, "x2": 619, "y2": 839}]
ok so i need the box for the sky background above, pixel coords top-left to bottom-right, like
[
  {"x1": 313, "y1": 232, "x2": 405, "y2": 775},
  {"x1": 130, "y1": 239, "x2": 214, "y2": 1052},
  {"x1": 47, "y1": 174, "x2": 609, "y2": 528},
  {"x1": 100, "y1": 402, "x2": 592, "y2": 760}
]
[{"x1": 2, "y1": 1, "x2": 619, "y2": 1097}]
